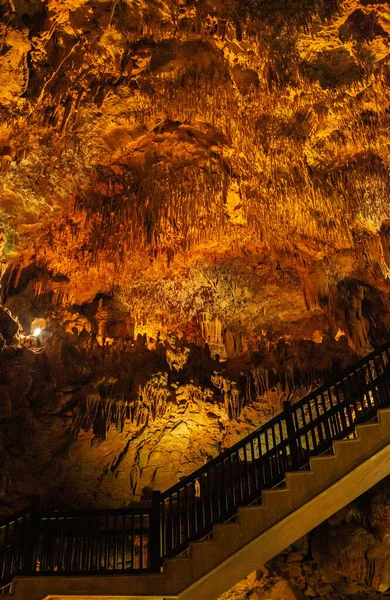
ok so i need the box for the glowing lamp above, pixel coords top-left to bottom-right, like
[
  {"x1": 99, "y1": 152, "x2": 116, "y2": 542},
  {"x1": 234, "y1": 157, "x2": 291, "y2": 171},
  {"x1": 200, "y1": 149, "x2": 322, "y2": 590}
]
[{"x1": 33, "y1": 328, "x2": 42, "y2": 337}]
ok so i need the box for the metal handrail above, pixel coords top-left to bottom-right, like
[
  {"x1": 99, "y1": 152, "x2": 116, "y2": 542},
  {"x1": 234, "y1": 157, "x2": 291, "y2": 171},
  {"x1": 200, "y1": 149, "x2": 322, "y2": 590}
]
[{"x1": 158, "y1": 341, "x2": 390, "y2": 558}]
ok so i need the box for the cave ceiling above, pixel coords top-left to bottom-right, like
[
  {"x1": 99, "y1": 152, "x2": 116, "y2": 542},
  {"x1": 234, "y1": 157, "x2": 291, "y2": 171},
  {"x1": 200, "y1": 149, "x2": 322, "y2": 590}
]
[
  {"x1": 1, "y1": 0, "x2": 390, "y2": 511},
  {"x1": 1, "y1": 0, "x2": 390, "y2": 345}
]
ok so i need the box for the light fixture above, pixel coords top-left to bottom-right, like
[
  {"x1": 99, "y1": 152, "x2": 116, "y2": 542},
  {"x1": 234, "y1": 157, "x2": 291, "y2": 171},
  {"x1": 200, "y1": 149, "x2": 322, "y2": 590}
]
[{"x1": 33, "y1": 328, "x2": 42, "y2": 337}]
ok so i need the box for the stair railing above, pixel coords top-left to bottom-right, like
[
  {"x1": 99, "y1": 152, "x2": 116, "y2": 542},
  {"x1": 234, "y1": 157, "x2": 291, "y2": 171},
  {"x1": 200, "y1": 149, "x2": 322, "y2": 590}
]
[
  {"x1": 1, "y1": 341, "x2": 390, "y2": 586},
  {"x1": 158, "y1": 341, "x2": 390, "y2": 560},
  {"x1": 0, "y1": 502, "x2": 38, "y2": 591}
]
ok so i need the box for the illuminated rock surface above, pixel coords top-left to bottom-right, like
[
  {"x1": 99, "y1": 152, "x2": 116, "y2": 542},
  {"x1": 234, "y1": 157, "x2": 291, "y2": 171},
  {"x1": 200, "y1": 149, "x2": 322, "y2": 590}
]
[{"x1": 0, "y1": 0, "x2": 390, "y2": 596}]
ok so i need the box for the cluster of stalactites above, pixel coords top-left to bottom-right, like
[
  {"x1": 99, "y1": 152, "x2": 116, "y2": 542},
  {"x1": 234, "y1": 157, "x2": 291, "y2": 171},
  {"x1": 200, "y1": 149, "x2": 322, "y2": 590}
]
[
  {"x1": 65, "y1": 355, "x2": 342, "y2": 442},
  {"x1": 74, "y1": 158, "x2": 228, "y2": 263}
]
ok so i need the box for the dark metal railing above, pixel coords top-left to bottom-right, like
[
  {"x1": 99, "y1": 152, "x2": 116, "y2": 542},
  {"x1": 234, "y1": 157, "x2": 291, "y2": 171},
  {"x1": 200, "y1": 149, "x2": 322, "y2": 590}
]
[
  {"x1": 1, "y1": 342, "x2": 390, "y2": 590},
  {"x1": 0, "y1": 500, "x2": 161, "y2": 590},
  {"x1": 31, "y1": 503, "x2": 161, "y2": 575},
  {"x1": 0, "y1": 505, "x2": 37, "y2": 592},
  {"x1": 158, "y1": 341, "x2": 390, "y2": 558}
]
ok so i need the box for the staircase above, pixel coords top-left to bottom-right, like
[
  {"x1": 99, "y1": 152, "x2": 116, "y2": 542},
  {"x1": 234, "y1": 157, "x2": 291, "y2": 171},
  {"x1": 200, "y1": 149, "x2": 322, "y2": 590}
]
[{"x1": 2, "y1": 342, "x2": 390, "y2": 600}]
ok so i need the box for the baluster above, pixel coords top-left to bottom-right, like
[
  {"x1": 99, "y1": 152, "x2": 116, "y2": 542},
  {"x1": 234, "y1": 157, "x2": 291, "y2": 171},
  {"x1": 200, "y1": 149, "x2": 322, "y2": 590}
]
[
  {"x1": 243, "y1": 443, "x2": 251, "y2": 500},
  {"x1": 221, "y1": 457, "x2": 228, "y2": 513},
  {"x1": 228, "y1": 454, "x2": 236, "y2": 508},
  {"x1": 68, "y1": 516, "x2": 73, "y2": 572},
  {"x1": 86, "y1": 513, "x2": 92, "y2": 572},
  {"x1": 66, "y1": 517, "x2": 72, "y2": 572},
  {"x1": 201, "y1": 474, "x2": 209, "y2": 531},
  {"x1": 131, "y1": 514, "x2": 135, "y2": 570},
  {"x1": 236, "y1": 450, "x2": 244, "y2": 504},
  {"x1": 176, "y1": 488, "x2": 182, "y2": 548},
  {"x1": 360, "y1": 365, "x2": 371, "y2": 410},
  {"x1": 10, "y1": 518, "x2": 18, "y2": 576},
  {"x1": 345, "y1": 374, "x2": 359, "y2": 424},
  {"x1": 313, "y1": 396, "x2": 324, "y2": 448},
  {"x1": 149, "y1": 491, "x2": 161, "y2": 572},
  {"x1": 372, "y1": 355, "x2": 387, "y2": 407},
  {"x1": 256, "y1": 435, "x2": 265, "y2": 487},
  {"x1": 276, "y1": 422, "x2": 284, "y2": 472},
  {"x1": 122, "y1": 514, "x2": 126, "y2": 571},
  {"x1": 365, "y1": 360, "x2": 377, "y2": 410},
  {"x1": 208, "y1": 467, "x2": 215, "y2": 523},
  {"x1": 250, "y1": 438, "x2": 259, "y2": 494},
  {"x1": 183, "y1": 484, "x2": 189, "y2": 545},
  {"x1": 192, "y1": 480, "x2": 198, "y2": 538},
  {"x1": 328, "y1": 388, "x2": 339, "y2": 436},
  {"x1": 373, "y1": 352, "x2": 388, "y2": 406},
  {"x1": 76, "y1": 516, "x2": 83, "y2": 572},
  {"x1": 263, "y1": 431, "x2": 271, "y2": 482},
  {"x1": 270, "y1": 426, "x2": 279, "y2": 479},
  {"x1": 96, "y1": 514, "x2": 101, "y2": 572},
  {"x1": 300, "y1": 406, "x2": 310, "y2": 455},
  {"x1": 95, "y1": 513, "x2": 102, "y2": 571},
  {"x1": 140, "y1": 513, "x2": 144, "y2": 570},
  {"x1": 78, "y1": 515, "x2": 86, "y2": 571},
  {"x1": 381, "y1": 350, "x2": 390, "y2": 405},
  {"x1": 80, "y1": 516, "x2": 86, "y2": 572},
  {"x1": 53, "y1": 516, "x2": 59, "y2": 573},
  {"x1": 197, "y1": 480, "x2": 203, "y2": 535},
  {"x1": 1, "y1": 523, "x2": 9, "y2": 581},
  {"x1": 196, "y1": 478, "x2": 203, "y2": 535},
  {"x1": 339, "y1": 378, "x2": 353, "y2": 429},
  {"x1": 353, "y1": 367, "x2": 366, "y2": 416},
  {"x1": 113, "y1": 514, "x2": 118, "y2": 571},
  {"x1": 333, "y1": 383, "x2": 348, "y2": 434},
  {"x1": 283, "y1": 401, "x2": 300, "y2": 470},
  {"x1": 320, "y1": 392, "x2": 332, "y2": 441},
  {"x1": 40, "y1": 518, "x2": 47, "y2": 573},
  {"x1": 306, "y1": 400, "x2": 316, "y2": 451},
  {"x1": 22, "y1": 505, "x2": 37, "y2": 576},
  {"x1": 168, "y1": 494, "x2": 173, "y2": 553},
  {"x1": 56, "y1": 517, "x2": 64, "y2": 573}
]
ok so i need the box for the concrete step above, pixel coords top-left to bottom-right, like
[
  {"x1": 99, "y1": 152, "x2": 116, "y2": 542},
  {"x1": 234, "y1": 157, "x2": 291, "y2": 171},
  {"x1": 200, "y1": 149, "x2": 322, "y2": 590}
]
[
  {"x1": 355, "y1": 421, "x2": 382, "y2": 441},
  {"x1": 378, "y1": 408, "x2": 390, "y2": 424},
  {"x1": 237, "y1": 504, "x2": 266, "y2": 530},
  {"x1": 213, "y1": 522, "x2": 241, "y2": 545}
]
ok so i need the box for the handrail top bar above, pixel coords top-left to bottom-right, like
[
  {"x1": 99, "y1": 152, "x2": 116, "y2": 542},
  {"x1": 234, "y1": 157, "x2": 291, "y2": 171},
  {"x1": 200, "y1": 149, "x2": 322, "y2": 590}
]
[
  {"x1": 161, "y1": 410, "x2": 286, "y2": 499},
  {"x1": 0, "y1": 503, "x2": 38, "y2": 529},
  {"x1": 39, "y1": 506, "x2": 153, "y2": 519},
  {"x1": 292, "y1": 340, "x2": 390, "y2": 410},
  {"x1": 0, "y1": 512, "x2": 32, "y2": 530},
  {"x1": 161, "y1": 340, "x2": 390, "y2": 499},
  {"x1": 0, "y1": 497, "x2": 39, "y2": 528}
]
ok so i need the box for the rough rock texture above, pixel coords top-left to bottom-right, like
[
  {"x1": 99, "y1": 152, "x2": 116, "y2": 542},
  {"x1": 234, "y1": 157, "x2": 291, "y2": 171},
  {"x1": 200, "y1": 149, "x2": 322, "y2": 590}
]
[{"x1": 1, "y1": 0, "x2": 390, "y2": 597}]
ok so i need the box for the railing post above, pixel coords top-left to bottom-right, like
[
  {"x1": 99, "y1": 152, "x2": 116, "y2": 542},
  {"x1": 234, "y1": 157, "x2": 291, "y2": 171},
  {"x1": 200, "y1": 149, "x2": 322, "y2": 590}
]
[
  {"x1": 149, "y1": 491, "x2": 161, "y2": 572},
  {"x1": 23, "y1": 497, "x2": 40, "y2": 575},
  {"x1": 283, "y1": 401, "x2": 300, "y2": 471}
]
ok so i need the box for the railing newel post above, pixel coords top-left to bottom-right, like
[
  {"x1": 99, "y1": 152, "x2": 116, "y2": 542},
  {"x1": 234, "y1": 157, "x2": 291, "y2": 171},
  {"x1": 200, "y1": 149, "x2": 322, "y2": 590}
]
[
  {"x1": 149, "y1": 491, "x2": 161, "y2": 572},
  {"x1": 283, "y1": 400, "x2": 300, "y2": 471}
]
